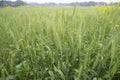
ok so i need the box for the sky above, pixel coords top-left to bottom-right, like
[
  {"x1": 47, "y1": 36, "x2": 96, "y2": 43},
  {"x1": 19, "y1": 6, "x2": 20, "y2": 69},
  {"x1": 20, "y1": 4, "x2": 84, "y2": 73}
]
[{"x1": 11, "y1": 0, "x2": 120, "y2": 3}]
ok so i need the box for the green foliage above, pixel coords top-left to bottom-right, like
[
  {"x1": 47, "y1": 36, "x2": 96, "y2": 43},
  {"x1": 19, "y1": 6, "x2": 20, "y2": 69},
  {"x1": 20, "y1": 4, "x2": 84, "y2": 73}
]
[{"x1": 0, "y1": 6, "x2": 120, "y2": 80}]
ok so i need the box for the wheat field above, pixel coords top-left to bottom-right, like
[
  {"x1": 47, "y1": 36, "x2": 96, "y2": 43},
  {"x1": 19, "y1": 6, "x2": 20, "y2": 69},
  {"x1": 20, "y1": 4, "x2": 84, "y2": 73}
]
[{"x1": 0, "y1": 6, "x2": 120, "y2": 80}]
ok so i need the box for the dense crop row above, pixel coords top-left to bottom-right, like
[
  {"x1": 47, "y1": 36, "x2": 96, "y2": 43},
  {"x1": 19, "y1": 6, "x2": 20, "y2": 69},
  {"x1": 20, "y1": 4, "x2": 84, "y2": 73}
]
[{"x1": 0, "y1": 6, "x2": 120, "y2": 80}]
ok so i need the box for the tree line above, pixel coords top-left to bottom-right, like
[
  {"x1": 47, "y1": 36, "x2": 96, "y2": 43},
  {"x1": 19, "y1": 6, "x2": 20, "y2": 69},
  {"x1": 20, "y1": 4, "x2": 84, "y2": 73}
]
[
  {"x1": 0, "y1": 0, "x2": 26, "y2": 7},
  {"x1": 0, "y1": 0, "x2": 119, "y2": 7}
]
